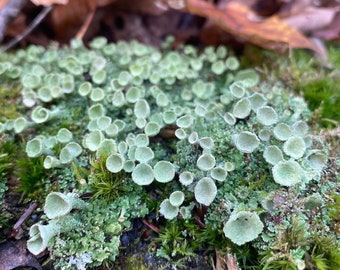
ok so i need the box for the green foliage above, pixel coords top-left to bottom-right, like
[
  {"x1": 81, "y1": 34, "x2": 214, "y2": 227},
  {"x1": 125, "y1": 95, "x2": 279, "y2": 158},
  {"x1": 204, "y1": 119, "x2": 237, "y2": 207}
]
[
  {"x1": 49, "y1": 192, "x2": 149, "y2": 269},
  {"x1": 89, "y1": 155, "x2": 130, "y2": 201},
  {"x1": 298, "y1": 77, "x2": 340, "y2": 126},
  {"x1": 0, "y1": 139, "x2": 15, "y2": 200},
  {"x1": 242, "y1": 44, "x2": 340, "y2": 127},
  {"x1": 153, "y1": 220, "x2": 200, "y2": 266},
  {"x1": 0, "y1": 85, "x2": 22, "y2": 121},
  {"x1": 15, "y1": 156, "x2": 47, "y2": 198}
]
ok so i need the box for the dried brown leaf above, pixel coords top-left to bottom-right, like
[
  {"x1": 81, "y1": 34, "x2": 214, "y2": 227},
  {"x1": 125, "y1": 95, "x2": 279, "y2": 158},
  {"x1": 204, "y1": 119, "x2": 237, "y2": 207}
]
[
  {"x1": 185, "y1": 0, "x2": 320, "y2": 52},
  {"x1": 215, "y1": 249, "x2": 240, "y2": 270},
  {"x1": 0, "y1": 0, "x2": 9, "y2": 9},
  {"x1": 313, "y1": 12, "x2": 340, "y2": 40},
  {"x1": 112, "y1": 0, "x2": 170, "y2": 15},
  {"x1": 283, "y1": 6, "x2": 339, "y2": 33},
  {"x1": 51, "y1": 0, "x2": 97, "y2": 41},
  {"x1": 30, "y1": 0, "x2": 68, "y2": 6}
]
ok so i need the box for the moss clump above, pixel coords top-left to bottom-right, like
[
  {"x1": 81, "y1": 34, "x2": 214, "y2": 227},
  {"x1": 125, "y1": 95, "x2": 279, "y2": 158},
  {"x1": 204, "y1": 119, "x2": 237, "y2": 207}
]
[
  {"x1": 241, "y1": 43, "x2": 340, "y2": 127},
  {"x1": 0, "y1": 85, "x2": 22, "y2": 121},
  {"x1": 298, "y1": 77, "x2": 340, "y2": 126}
]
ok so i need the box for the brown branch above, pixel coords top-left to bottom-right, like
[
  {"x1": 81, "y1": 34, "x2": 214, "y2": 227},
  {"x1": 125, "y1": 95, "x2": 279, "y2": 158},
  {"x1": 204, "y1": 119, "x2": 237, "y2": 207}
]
[
  {"x1": 0, "y1": 0, "x2": 26, "y2": 42},
  {"x1": 8, "y1": 202, "x2": 38, "y2": 238},
  {"x1": 1, "y1": 4, "x2": 53, "y2": 52}
]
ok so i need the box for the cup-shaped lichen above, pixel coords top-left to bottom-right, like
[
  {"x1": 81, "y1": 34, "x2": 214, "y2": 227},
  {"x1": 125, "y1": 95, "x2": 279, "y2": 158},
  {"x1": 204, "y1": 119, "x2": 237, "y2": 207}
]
[
  {"x1": 159, "y1": 199, "x2": 179, "y2": 220},
  {"x1": 272, "y1": 160, "x2": 303, "y2": 186},
  {"x1": 292, "y1": 120, "x2": 309, "y2": 137},
  {"x1": 230, "y1": 81, "x2": 245, "y2": 99},
  {"x1": 90, "y1": 87, "x2": 105, "y2": 102},
  {"x1": 232, "y1": 98, "x2": 251, "y2": 119},
  {"x1": 162, "y1": 110, "x2": 177, "y2": 124},
  {"x1": 144, "y1": 122, "x2": 161, "y2": 137},
  {"x1": 196, "y1": 153, "x2": 216, "y2": 171},
  {"x1": 59, "y1": 142, "x2": 82, "y2": 164},
  {"x1": 256, "y1": 106, "x2": 278, "y2": 126},
  {"x1": 224, "y1": 161, "x2": 235, "y2": 172},
  {"x1": 179, "y1": 171, "x2": 195, "y2": 186},
  {"x1": 176, "y1": 114, "x2": 193, "y2": 129},
  {"x1": 56, "y1": 128, "x2": 73, "y2": 143},
  {"x1": 263, "y1": 145, "x2": 284, "y2": 165},
  {"x1": 27, "y1": 222, "x2": 61, "y2": 255},
  {"x1": 169, "y1": 191, "x2": 185, "y2": 207},
  {"x1": 225, "y1": 56, "x2": 239, "y2": 70},
  {"x1": 234, "y1": 131, "x2": 260, "y2": 153},
  {"x1": 258, "y1": 129, "x2": 271, "y2": 141},
  {"x1": 135, "y1": 133, "x2": 149, "y2": 147},
  {"x1": 26, "y1": 136, "x2": 45, "y2": 158},
  {"x1": 154, "y1": 161, "x2": 175, "y2": 183},
  {"x1": 44, "y1": 192, "x2": 86, "y2": 219},
  {"x1": 199, "y1": 137, "x2": 214, "y2": 150},
  {"x1": 105, "y1": 153, "x2": 125, "y2": 173},
  {"x1": 132, "y1": 163, "x2": 154, "y2": 185},
  {"x1": 223, "y1": 211, "x2": 263, "y2": 245},
  {"x1": 78, "y1": 82, "x2": 92, "y2": 97},
  {"x1": 84, "y1": 130, "x2": 104, "y2": 152},
  {"x1": 194, "y1": 177, "x2": 217, "y2": 206},
  {"x1": 105, "y1": 123, "x2": 119, "y2": 137},
  {"x1": 175, "y1": 128, "x2": 187, "y2": 140},
  {"x1": 135, "y1": 146, "x2": 154, "y2": 163},
  {"x1": 273, "y1": 123, "x2": 292, "y2": 141},
  {"x1": 14, "y1": 117, "x2": 29, "y2": 133},
  {"x1": 283, "y1": 136, "x2": 306, "y2": 159},
  {"x1": 307, "y1": 151, "x2": 327, "y2": 171},
  {"x1": 31, "y1": 106, "x2": 56, "y2": 124},
  {"x1": 249, "y1": 93, "x2": 267, "y2": 110},
  {"x1": 210, "y1": 167, "x2": 227, "y2": 182},
  {"x1": 96, "y1": 116, "x2": 112, "y2": 131},
  {"x1": 88, "y1": 104, "x2": 105, "y2": 120},
  {"x1": 43, "y1": 155, "x2": 61, "y2": 169},
  {"x1": 223, "y1": 112, "x2": 236, "y2": 125}
]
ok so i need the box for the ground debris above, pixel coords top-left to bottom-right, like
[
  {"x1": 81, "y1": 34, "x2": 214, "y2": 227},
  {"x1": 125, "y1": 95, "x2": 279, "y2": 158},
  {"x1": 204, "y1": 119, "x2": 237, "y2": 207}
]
[{"x1": 0, "y1": 239, "x2": 42, "y2": 270}]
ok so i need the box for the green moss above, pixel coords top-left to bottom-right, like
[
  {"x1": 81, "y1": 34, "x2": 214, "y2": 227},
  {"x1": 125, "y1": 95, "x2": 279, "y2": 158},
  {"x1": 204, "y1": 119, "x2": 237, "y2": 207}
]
[
  {"x1": 15, "y1": 155, "x2": 48, "y2": 199},
  {"x1": 122, "y1": 254, "x2": 151, "y2": 270},
  {"x1": 241, "y1": 44, "x2": 340, "y2": 127},
  {"x1": 89, "y1": 155, "x2": 130, "y2": 201},
  {"x1": 297, "y1": 78, "x2": 340, "y2": 126},
  {"x1": 0, "y1": 84, "x2": 22, "y2": 121}
]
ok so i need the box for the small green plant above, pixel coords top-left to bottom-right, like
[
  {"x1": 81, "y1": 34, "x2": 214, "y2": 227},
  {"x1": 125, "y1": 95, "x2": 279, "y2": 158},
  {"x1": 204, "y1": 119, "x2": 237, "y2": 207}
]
[
  {"x1": 16, "y1": 156, "x2": 47, "y2": 198},
  {"x1": 89, "y1": 154, "x2": 130, "y2": 201},
  {"x1": 153, "y1": 220, "x2": 198, "y2": 267}
]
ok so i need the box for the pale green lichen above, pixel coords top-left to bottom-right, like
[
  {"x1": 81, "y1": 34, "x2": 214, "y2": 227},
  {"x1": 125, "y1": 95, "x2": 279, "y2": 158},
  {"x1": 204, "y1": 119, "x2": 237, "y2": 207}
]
[{"x1": 0, "y1": 37, "x2": 337, "y2": 269}]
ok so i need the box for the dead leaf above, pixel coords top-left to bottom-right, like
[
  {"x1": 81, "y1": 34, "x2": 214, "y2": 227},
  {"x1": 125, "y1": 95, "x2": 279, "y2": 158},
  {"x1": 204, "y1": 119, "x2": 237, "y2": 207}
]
[
  {"x1": 282, "y1": 6, "x2": 339, "y2": 33},
  {"x1": 311, "y1": 11, "x2": 340, "y2": 40},
  {"x1": 215, "y1": 249, "x2": 240, "y2": 270},
  {"x1": 0, "y1": 0, "x2": 9, "y2": 9},
  {"x1": 30, "y1": 0, "x2": 68, "y2": 6},
  {"x1": 184, "y1": 0, "x2": 320, "y2": 52},
  {"x1": 112, "y1": 0, "x2": 171, "y2": 15},
  {"x1": 51, "y1": 0, "x2": 97, "y2": 41},
  {"x1": 0, "y1": 239, "x2": 42, "y2": 270}
]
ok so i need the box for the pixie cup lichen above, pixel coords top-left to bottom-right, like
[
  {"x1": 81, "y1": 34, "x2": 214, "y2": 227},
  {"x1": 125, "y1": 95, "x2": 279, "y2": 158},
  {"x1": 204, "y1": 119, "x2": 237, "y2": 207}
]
[{"x1": 0, "y1": 36, "x2": 336, "y2": 269}]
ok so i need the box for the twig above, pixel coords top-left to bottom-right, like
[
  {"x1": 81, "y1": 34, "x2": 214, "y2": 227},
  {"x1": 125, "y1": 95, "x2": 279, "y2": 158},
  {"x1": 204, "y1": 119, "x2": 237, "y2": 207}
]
[
  {"x1": 1, "y1": 5, "x2": 53, "y2": 52},
  {"x1": 141, "y1": 219, "x2": 160, "y2": 233},
  {"x1": 8, "y1": 202, "x2": 38, "y2": 238},
  {"x1": 0, "y1": 0, "x2": 26, "y2": 42},
  {"x1": 75, "y1": 8, "x2": 95, "y2": 40}
]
